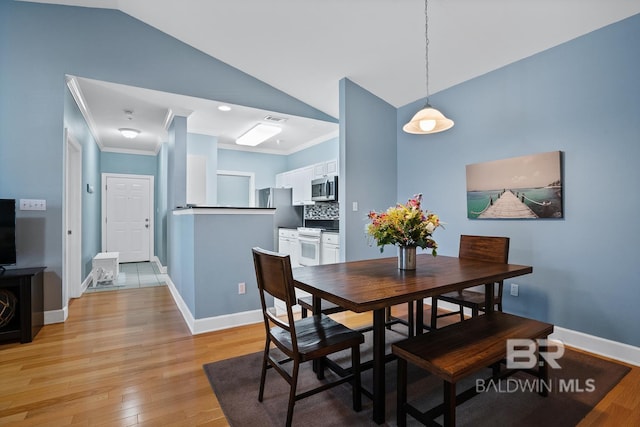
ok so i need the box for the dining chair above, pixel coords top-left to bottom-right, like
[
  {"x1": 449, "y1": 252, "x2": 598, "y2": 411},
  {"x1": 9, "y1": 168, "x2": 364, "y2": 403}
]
[
  {"x1": 429, "y1": 235, "x2": 510, "y2": 330},
  {"x1": 252, "y1": 247, "x2": 364, "y2": 427}
]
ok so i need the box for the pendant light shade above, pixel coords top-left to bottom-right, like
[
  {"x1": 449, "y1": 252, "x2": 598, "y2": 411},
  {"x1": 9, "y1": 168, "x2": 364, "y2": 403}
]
[
  {"x1": 403, "y1": 0, "x2": 454, "y2": 135},
  {"x1": 402, "y1": 104, "x2": 454, "y2": 134}
]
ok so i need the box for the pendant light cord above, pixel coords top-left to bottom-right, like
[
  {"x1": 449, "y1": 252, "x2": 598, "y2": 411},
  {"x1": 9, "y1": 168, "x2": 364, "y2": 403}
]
[{"x1": 424, "y1": 0, "x2": 430, "y2": 105}]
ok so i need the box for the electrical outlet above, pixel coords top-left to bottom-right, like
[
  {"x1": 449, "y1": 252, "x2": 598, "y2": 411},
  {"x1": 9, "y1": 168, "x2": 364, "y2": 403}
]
[
  {"x1": 510, "y1": 283, "x2": 519, "y2": 297},
  {"x1": 20, "y1": 199, "x2": 47, "y2": 211},
  {"x1": 238, "y1": 282, "x2": 246, "y2": 295}
]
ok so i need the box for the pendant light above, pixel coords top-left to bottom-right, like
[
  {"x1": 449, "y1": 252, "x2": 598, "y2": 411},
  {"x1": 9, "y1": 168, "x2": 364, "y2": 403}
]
[{"x1": 403, "y1": 0, "x2": 454, "y2": 134}]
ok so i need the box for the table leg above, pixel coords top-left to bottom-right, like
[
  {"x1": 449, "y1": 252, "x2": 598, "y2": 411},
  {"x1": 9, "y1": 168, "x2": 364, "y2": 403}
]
[
  {"x1": 312, "y1": 296, "x2": 323, "y2": 376},
  {"x1": 372, "y1": 308, "x2": 386, "y2": 424},
  {"x1": 484, "y1": 283, "x2": 494, "y2": 314}
]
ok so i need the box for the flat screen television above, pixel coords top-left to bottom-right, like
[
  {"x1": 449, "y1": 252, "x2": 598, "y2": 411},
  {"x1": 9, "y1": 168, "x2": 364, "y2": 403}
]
[{"x1": 0, "y1": 199, "x2": 17, "y2": 269}]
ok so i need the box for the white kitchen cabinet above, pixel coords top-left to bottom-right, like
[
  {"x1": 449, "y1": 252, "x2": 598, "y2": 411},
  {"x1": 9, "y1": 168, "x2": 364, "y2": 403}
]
[
  {"x1": 290, "y1": 165, "x2": 314, "y2": 205},
  {"x1": 312, "y1": 159, "x2": 338, "y2": 179},
  {"x1": 276, "y1": 171, "x2": 293, "y2": 190},
  {"x1": 278, "y1": 160, "x2": 336, "y2": 205},
  {"x1": 278, "y1": 228, "x2": 299, "y2": 267},
  {"x1": 275, "y1": 172, "x2": 285, "y2": 188},
  {"x1": 325, "y1": 159, "x2": 338, "y2": 176},
  {"x1": 321, "y1": 232, "x2": 340, "y2": 264},
  {"x1": 313, "y1": 162, "x2": 326, "y2": 178},
  {"x1": 276, "y1": 228, "x2": 306, "y2": 314}
]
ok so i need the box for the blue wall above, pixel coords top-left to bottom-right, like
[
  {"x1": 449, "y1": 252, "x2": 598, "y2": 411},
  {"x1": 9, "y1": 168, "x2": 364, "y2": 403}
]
[
  {"x1": 0, "y1": 0, "x2": 335, "y2": 312},
  {"x1": 340, "y1": 78, "x2": 398, "y2": 262},
  {"x1": 100, "y1": 152, "x2": 158, "y2": 177},
  {"x1": 397, "y1": 14, "x2": 640, "y2": 347},
  {"x1": 287, "y1": 137, "x2": 339, "y2": 170},
  {"x1": 218, "y1": 149, "x2": 287, "y2": 190}
]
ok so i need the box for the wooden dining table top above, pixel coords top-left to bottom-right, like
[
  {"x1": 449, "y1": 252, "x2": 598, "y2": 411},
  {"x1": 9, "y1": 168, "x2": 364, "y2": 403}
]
[{"x1": 292, "y1": 254, "x2": 533, "y2": 312}]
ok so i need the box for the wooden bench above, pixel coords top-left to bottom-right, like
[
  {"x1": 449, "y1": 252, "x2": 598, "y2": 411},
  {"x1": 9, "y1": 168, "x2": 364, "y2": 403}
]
[{"x1": 392, "y1": 311, "x2": 554, "y2": 427}]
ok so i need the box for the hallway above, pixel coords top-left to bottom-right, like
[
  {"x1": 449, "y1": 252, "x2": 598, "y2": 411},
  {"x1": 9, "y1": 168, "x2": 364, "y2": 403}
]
[{"x1": 85, "y1": 262, "x2": 167, "y2": 293}]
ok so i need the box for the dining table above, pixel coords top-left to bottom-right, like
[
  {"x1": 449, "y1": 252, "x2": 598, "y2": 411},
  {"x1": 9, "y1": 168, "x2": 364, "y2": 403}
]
[{"x1": 292, "y1": 253, "x2": 533, "y2": 424}]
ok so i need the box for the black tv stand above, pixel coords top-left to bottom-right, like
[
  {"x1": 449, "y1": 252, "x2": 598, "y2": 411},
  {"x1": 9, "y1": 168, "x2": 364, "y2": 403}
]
[{"x1": 0, "y1": 267, "x2": 45, "y2": 344}]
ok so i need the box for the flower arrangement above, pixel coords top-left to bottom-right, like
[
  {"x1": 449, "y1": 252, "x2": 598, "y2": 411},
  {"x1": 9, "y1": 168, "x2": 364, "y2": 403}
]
[{"x1": 367, "y1": 194, "x2": 442, "y2": 255}]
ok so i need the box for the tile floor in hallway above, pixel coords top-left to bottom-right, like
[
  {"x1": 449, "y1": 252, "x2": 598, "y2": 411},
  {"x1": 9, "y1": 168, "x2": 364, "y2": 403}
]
[{"x1": 85, "y1": 261, "x2": 167, "y2": 293}]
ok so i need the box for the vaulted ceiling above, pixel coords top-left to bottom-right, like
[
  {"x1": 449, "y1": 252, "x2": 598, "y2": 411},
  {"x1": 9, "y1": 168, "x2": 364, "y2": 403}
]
[{"x1": 23, "y1": 0, "x2": 640, "y2": 154}]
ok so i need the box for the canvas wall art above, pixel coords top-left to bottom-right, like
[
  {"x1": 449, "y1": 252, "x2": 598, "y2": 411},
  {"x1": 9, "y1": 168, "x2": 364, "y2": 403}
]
[{"x1": 466, "y1": 151, "x2": 563, "y2": 219}]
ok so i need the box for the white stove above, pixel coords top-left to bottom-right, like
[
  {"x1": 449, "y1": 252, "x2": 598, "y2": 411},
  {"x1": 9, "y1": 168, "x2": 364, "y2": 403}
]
[
  {"x1": 297, "y1": 227, "x2": 323, "y2": 265},
  {"x1": 296, "y1": 227, "x2": 324, "y2": 237}
]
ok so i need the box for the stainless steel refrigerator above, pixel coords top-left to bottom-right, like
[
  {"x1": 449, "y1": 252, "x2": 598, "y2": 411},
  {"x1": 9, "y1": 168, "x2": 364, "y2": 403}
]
[{"x1": 256, "y1": 187, "x2": 303, "y2": 248}]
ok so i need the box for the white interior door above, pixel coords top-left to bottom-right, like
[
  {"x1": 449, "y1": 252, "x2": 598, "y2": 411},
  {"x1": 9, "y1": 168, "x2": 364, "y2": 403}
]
[
  {"x1": 64, "y1": 129, "x2": 82, "y2": 299},
  {"x1": 102, "y1": 174, "x2": 154, "y2": 263}
]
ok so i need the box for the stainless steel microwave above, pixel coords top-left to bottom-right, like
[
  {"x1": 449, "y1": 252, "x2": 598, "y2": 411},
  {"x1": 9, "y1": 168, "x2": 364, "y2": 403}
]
[{"x1": 311, "y1": 176, "x2": 338, "y2": 202}]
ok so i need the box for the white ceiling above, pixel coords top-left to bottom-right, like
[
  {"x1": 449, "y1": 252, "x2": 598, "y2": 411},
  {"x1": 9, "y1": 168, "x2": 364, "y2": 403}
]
[
  {"x1": 27, "y1": 0, "x2": 640, "y2": 154},
  {"x1": 67, "y1": 76, "x2": 339, "y2": 155}
]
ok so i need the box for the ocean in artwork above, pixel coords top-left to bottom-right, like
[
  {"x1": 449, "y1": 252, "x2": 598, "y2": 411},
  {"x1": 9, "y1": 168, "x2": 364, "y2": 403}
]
[{"x1": 467, "y1": 187, "x2": 563, "y2": 219}]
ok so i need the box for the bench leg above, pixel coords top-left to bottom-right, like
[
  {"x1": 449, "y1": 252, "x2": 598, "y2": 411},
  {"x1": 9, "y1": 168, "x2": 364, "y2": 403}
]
[
  {"x1": 538, "y1": 341, "x2": 550, "y2": 397},
  {"x1": 397, "y1": 358, "x2": 408, "y2": 427},
  {"x1": 443, "y1": 381, "x2": 456, "y2": 427}
]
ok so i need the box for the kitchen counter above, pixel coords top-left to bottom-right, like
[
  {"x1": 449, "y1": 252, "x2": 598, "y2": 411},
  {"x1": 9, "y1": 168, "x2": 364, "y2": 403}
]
[{"x1": 173, "y1": 206, "x2": 275, "y2": 215}]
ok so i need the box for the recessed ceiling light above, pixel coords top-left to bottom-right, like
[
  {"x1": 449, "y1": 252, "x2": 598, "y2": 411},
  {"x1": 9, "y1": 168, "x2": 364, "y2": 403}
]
[{"x1": 218, "y1": 105, "x2": 231, "y2": 112}]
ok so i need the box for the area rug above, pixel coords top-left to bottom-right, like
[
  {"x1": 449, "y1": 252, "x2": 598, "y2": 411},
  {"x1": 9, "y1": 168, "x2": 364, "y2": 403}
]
[{"x1": 204, "y1": 344, "x2": 629, "y2": 427}]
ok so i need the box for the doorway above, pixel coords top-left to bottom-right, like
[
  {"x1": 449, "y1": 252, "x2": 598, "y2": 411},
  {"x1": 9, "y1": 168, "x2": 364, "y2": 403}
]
[
  {"x1": 101, "y1": 173, "x2": 154, "y2": 263},
  {"x1": 217, "y1": 170, "x2": 255, "y2": 207}
]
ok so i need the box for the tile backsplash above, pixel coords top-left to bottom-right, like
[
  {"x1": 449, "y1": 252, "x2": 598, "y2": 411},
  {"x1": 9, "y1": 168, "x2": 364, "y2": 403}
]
[{"x1": 305, "y1": 202, "x2": 339, "y2": 220}]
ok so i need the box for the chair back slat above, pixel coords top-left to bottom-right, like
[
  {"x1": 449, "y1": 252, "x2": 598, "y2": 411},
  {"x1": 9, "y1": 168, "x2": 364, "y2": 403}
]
[
  {"x1": 459, "y1": 235, "x2": 510, "y2": 264},
  {"x1": 252, "y1": 247, "x2": 298, "y2": 344}
]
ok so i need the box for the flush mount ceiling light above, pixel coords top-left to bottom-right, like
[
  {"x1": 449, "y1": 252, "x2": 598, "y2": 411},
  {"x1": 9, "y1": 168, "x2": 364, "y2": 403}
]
[
  {"x1": 236, "y1": 123, "x2": 282, "y2": 146},
  {"x1": 403, "y1": 0, "x2": 454, "y2": 135},
  {"x1": 218, "y1": 105, "x2": 231, "y2": 111},
  {"x1": 119, "y1": 128, "x2": 140, "y2": 139}
]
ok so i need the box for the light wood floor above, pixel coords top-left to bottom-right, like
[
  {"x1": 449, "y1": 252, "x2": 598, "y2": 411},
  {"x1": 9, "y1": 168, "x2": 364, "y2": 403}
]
[{"x1": 0, "y1": 286, "x2": 637, "y2": 426}]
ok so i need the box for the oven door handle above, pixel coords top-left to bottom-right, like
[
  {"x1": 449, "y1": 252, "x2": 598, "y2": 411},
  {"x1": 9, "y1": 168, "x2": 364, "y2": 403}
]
[{"x1": 298, "y1": 235, "x2": 321, "y2": 243}]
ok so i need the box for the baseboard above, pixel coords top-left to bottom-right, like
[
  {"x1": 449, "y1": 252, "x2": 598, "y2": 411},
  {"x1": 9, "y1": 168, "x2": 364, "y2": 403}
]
[
  {"x1": 80, "y1": 273, "x2": 92, "y2": 294},
  {"x1": 550, "y1": 326, "x2": 640, "y2": 367},
  {"x1": 164, "y1": 275, "x2": 262, "y2": 335},
  {"x1": 152, "y1": 256, "x2": 167, "y2": 274},
  {"x1": 44, "y1": 306, "x2": 67, "y2": 324},
  {"x1": 164, "y1": 276, "x2": 196, "y2": 334},
  {"x1": 46, "y1": 274, "x2": 91, "y2": 324},
  {"x1": 192, "y1": 310, "x2": 264, "y2": 334}
]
